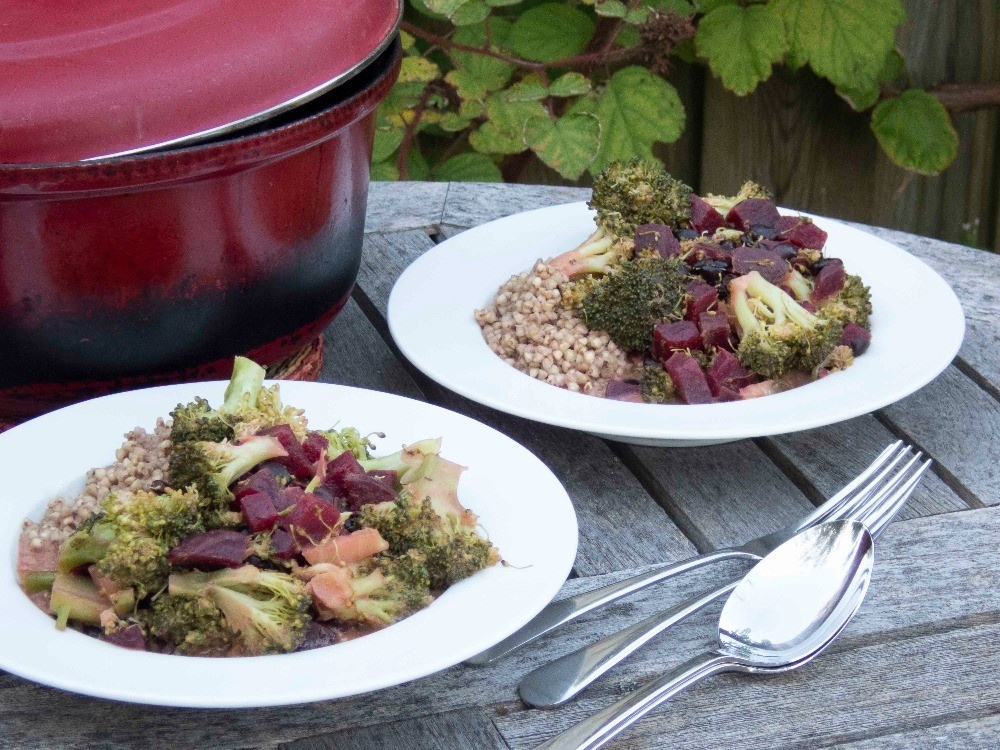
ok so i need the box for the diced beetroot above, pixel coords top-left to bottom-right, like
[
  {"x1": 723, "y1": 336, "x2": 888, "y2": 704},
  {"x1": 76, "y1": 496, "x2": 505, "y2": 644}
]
[
  {"x1": 811, "y1": 258, "x2": 846, "y2": 302},
  {"x1": 234, "y1": 469, "x2": 281, "y2": 503},
  {"x1": 604, "y1": 379, "x2": 644, "y2": 402},
  {"x1": 296, "y1": 621, "x2": 342, "y2": 651},
  {"x1": 323, "y1": 450, "x2": 365, "y2": 497},
  {"x1": 759, "y1": 239, "x2": 797, "y2": 259},
  {"x1": 839, "y1": 322, "x2": 872, "y2": 355},
  {"x1": 635, "y1": 224, "x2": 681, "y2": 258},
  {"x1": 778, "y1": 216, "x2": 828, "y2": 249},
  {"x1": 653, "y1": 321, "x2": 702, "y2": 360},
  {"x1": 696, "y1": 242, "x2": 734, "y2": 264},
  {"x1": 275, "y1": 484, "x2": 304, "y2": 513},
  {"x1": 801, "y1": 300, "x2": 817, "y2": 312},
  {"x1": 664, "y1": 352, "x2": 714, "y2": 404},
  {"x1": 684, "y1": 281, "x2": 718, "y2": 321},
  {"x1": 714, "y1": 385, "x2": 742, "y2": 402},
  {"x1": 302, "y1": 432, "x2": 330, "y2": 464},
  {"x1": 239, "y1": 491, "x2": 280, "y2": 533},
  {"x1": 699, "y1": 312, "x2": 733, "y2": 351},
  {"x1": 690, "y1": 194, "x2": 727, "y2": 234},
  {"x1": 726, "y1": 199, "x2": 780, "y2": 231},
  {"x1": 168, "y1": 529, "x2": 249, "y2": 569},
  {"x1": 705, "y1": 349, "x2": 757, "y2": 397},
  {"x1": 366, "y1": 469, "x2": 398, "y2": 489},
  {"x1": 102, "y1": 624, "x2": 147, "y2": 651},
  {"x1": 283, "y1": 493, "x2": 341, "y2": 546},
  {"x1": 731, "y1": 247, "x2": 791, "y2": 284},
  {"x1": 342, "y1": 473, "x2": 396, "y2": 512},
  {"x1": 259, "y1": 424, "x2": 314, "y2": 480},
  {"x1": 270, "y1": 528, "x2": 299, "y2": 560}
]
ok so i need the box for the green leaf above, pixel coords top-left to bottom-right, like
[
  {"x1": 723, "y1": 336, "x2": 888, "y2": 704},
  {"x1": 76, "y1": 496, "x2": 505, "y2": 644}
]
[
  {"x1": 695, "y1": 4, "x2": 786, "y2": 96},
  {"x1": 624, "y1": 7, "x2": 650, "y2": 24},
  {"x1": 486, "y1": 0, "x2": 523, "y2": 5},
  {"x1": 370, "y1": 159, "x2": 399, "y2": 181},
  {"x1": 422, "y1": 0, "x2": 472, "y2": 17},
  {"x1": 650, "y1": 0, "x2": 696, "y2": 13},
  {"x1": 500, "y1": 75, "x2": 549, "y2": 101},
  {"x1": 548, "y1": 72, "x2": 592, "y2": 97},
  {"x1": 586, "y1": 66, "x2": 685, "y2": 173},
  {"x1": 694, "y1": 0, "x2": 736, "y2": 12},
  {"x1": 469, "y1": 96, "x2": 548, "y2": 154},
  {"x1": 595, "y1": 0, "x2": 627, "y2": 17},
  {"x1": 836, "y1": 49, "x2": 905, "y2": 111},
  {"x1": 398, "y1": 57, "x2": 441, "y2": 84},
  {"x1": 372, "y1": 127, "x2": 405, "y2": 163},
  {"x1": 400, "y1": 30, "x2": 416, "y2": 51},
  {"x1": 439, "y1": 112, "x2": 473, "y2": 131},
  {"x1": 452, "y1": 0, "x2": 490, "y2": 25},
  {"x1": 871, "y1": 89, "x2": 958, "y2": 175},
  {"x1": 505, "y1": 4, "x2": 595, "y2": 63},
  {"x1": 459, "y1": 98, "x2": 486, "y2": 119},
  {"x1": 434, "y1": 153, "x2": 503, "y2": 182},
  {"x1": 525, "y1": 113, "x2": 601, "y2": 179},
  {"x1": 445, "y1": 19, "x2": 515, "y2": 101},
  {"x1": 771, "y1": 0, "x2": 905, "y2": 90},
  {"x1": 406, "y1": 144, "x2": 432, "y2": 181}
]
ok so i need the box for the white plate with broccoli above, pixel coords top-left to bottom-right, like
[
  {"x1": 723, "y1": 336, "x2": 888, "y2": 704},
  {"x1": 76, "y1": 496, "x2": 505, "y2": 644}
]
[
  {"x1": 387, "y1": 200, "x2": 964, "y2": 446},
  {"x1": 0, "y1": 381, "x2": 577, "y2": 706}
]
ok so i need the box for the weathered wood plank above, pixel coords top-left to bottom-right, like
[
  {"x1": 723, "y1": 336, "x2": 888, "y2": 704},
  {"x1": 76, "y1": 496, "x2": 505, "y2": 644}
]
[
  {"x1": 365, "y1": 181, "x2": 448, "y2": 235},
  {"x1": 825, "y1": 713, "x2": 1000, "y2": 750},
  {"x1": 622, "y1": 441, "x2": 815, "y2": 551},
  {"x1": 277, "y1": 708, "x2": 508, "y2": 750},
  {"x1": 439, "y1": 182, "x2": 588, "y2": 231},
  {"x1": 357, "y1": 231, "x2": 698, "y2": 575},
  {"x1": 1, "y1": 507, "x2": 997, "y2": 750},
  {"x1": 764, "y1": 414, "x2": 968, "y2": 521},
  {"x1": 879, "y1": 366, "x2": 999, "y2": 506}
]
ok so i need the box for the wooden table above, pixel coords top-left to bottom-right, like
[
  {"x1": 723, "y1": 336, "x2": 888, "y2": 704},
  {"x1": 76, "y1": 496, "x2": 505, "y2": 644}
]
[{"x1": 4, "y1": 183, "x2": 999, "y2": 749}]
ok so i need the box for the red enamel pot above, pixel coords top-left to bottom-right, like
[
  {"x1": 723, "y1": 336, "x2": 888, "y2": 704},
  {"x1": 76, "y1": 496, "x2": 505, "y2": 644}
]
[{"x1": 0, "y1": 38, "x2": 401, "y2": 419}]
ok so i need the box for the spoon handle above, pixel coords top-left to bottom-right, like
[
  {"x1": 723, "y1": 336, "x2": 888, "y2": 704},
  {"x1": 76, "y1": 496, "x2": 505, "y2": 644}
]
[
  {"x1": 536, "y1": 652, "x2": 735, "y2": 750},
  {"x1": 520, "y1": 580, "x2": 739, "y2": 708},
  {"x1": 466, "y1": 549, "x2": 753, "y2": 665}
]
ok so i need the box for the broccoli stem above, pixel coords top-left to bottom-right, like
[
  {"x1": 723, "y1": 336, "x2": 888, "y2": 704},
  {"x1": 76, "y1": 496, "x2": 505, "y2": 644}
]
[{"x1": 221, "y1": 356, "x2": 266, "y2": 414}]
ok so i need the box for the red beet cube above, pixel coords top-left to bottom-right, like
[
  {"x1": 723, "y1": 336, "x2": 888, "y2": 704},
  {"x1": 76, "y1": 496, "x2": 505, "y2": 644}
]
[
  {"x1": 342, "y1": 473, "x2": 397, "y2": 512},
  {"x1": 690, "y1": 194, "x2": 727, "y2": 234},
  {"x1": 234, "y1": 469, "x2": 281, "y2": 503},
  {"x1": 604, "y1": 379, "x2": 644, "y2": 402},
  {"x1": 282, "y1": 492, "x2": 341, "y2": 546},
  {"x1": 705, "y1": 349, "x2": 757, "y2": 397},
  {"x1": 684, "y1": 281, "x2": 718, "y2": 321},
  {"x1": 259, "y1": 424, "x2": 314, "y2": 480},
  {"x1": 269, "y1": 528, "x2": 299, "y2": 560},
  {"x1": 839, "y1": 322, "x2": 872, "y2": 355},
  {"x1": 778, "y1": 216, "x2": 828, "y2": 249},
  {"x1": 366, "y1": 469, "x2": 398, "y2": 489},
  {"x1": 302, "y1": 432, "x2": 330, "y2": 464},
  {"x1": 102, "y1": 624, "x2": 147, "y2": 651},
  {"x1": 635, "y1": 224, "x2": 681, "y2": 258},
  {"x1": 732, "y1": 247, "x2": 791, "y2": 285},
  {"x1": 726, "y1": 199, "x2": 780, "y2": 231},
  {"x1": 239, "y1": 490, "x2": 280, "y2": 533},
  {"x1": 759, "y1": 239, "x2": 797, "y2": 259},
  {"x1": 695, "y1": 242, "x2": 734, "y2": 264},
  {"x1": 323, "y1": 450, "x2": 365, "y2": 497},
  {"x1": 168, "y1": 530, "x2": 249, "y2": 569},
  {"x1": 811, "y1": 259, "x2": 846, "y2": 302},
  {"x1": 653, "y1": 321, "x2": 702, "y2": 360},
  {"x1": 275, "y1": 484, "x2": 304, "y2": 513},
  {"x1": 664, "y1": 352, "x2": 714, "y2": 404},
  {"x1": 699, "y1": 312, "x2": 733, "y2": 351},
  {"x1": 714, "y1": 385, "x2": 742, "y2": 402}
]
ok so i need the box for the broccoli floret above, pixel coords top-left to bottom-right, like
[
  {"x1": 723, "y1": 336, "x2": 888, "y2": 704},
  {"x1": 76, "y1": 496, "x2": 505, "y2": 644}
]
[
  {"x1": 316, "y1": 426, "x2": 376, "y2": 461},
  {"x1": 359, "y1": 438, "x2": 442, "y2": 485},
  {"x1": 548, "y1": 160, "x2": 692, "y2": 279},
  {"x1": 138, "y1": 593, "x2": 235, "y2": 654},
  {"x1": 823, "y1": 345, "x2": 855, "y2": 372},
  {"x1": 57, "y1": 488, "x2": 204, "y2": 598},
  {"x1": 169, "y1": 356, "x2": 266, "y2": 444},
  {"x1": 641, "y1": 364, "x2": 675, "y2": 404},
  {"x1": 702, "y1": 180, "x2": 773, "y2": 214},
  {"x1": 168, "y1": 435, "x2": 288, "y2": 525},
  {"x1": 167, "y1": 565, "x2": 312, "y2": 655},
  {"x1": 355, "y1": 497, "x2": 500, "y2": 590},
  {"x1": 818, "y1": 273, "x2": 873, "y2": 330},
  {"x1": 558, "y1": 274, "x2": 602, "y2": 311},
  {"x1": 784, "y1": 268, "x2": 814, "y2": 302},
  {"x1": 730, "y1": 271, "x2": 843, "y2": 379},
  {"x1": 579, "y1": 256, "x2": 688, "y2": 353}
]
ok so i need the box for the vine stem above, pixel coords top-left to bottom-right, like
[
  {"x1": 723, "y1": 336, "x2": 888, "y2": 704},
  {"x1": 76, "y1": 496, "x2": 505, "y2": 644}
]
[
  {"x1": 396, "y1": 85, "x2": 434, "y2": 180},
  {"x1": 931, "y1": 83, "x2": 1000, "y2": 114}
]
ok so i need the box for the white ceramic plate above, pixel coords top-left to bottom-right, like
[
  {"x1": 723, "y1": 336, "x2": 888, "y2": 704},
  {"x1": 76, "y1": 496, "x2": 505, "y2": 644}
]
[
  {"x1": 0, "y1": 382, "x2": 577, "y2": 707},
  {"x1": 388, "y1": 202, "x2": 965, "y2": 447}
]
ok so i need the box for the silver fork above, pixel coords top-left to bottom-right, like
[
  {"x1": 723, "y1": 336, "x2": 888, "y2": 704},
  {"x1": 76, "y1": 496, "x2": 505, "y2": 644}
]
[
  {"x1": 520, "y1": 453, "x2": 931, "y2": 708},
  {"x1": 467, "y1": 441, "x2": 908, "y2": 667}
]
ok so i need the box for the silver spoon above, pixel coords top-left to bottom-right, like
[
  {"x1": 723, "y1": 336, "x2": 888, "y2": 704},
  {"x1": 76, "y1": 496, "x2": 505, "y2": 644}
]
[{"x1": 535, "y1": 519, "x2": 874, "y2": 750}]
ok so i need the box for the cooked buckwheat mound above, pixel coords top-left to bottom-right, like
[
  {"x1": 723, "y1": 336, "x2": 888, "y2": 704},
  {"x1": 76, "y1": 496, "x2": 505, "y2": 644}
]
[
  {"x1": 21, "y1": 420, "x2": 172, "y2": 547},
  {"x1": 475, "y1": 261, "x2": 633, "y2": 396}
]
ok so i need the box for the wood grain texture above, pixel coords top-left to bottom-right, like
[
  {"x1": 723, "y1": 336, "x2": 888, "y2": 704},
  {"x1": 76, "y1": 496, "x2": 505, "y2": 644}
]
[
  {"x1": 440, "y1": 182, "x2": 588, "y2": 230},
  {"x1": 278, "y1": 708, "x2": 508, "y2": 750},
  {"x1": 825, "y1": 713, "x2": 1000, "y2": 750},
  {"x1": 764, "y1": 414, "x2": 968, "y2": 521},
  {"x1": 366, "y1": 181, "x2": 448, "y2": 235}
]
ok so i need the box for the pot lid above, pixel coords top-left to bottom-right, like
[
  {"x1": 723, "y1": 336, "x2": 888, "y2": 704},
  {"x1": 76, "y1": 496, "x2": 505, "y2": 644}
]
[{"x1": 0, "y1": 0, "x2": 402, "y2": 164}]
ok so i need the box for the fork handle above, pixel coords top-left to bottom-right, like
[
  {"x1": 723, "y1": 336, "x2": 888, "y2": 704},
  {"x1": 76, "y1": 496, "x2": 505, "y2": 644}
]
[
  {"x1": 536, "y1": 652, "x2": 736, "y2": 750},
  {"x1": 520, "y1": 579, "x2": 740, "y2": 708},
  {"x1": 465, "y1": 549, "x2": 755, "y2": 666}
]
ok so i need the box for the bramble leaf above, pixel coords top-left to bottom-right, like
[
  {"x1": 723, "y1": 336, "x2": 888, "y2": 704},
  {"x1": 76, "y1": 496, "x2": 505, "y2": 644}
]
[
  {"x1": 548, "y1": 72, "x2": 592, "y2": 97},
  {"x1": 500, "y1": 75, "x2": 549, "y2": 101},
  {"x1": 452, "y1": 0, "x2": 490, "y2": 25},
  {"x1": 525, "y1": 113, "x2": 600, "y2": 179},
  {"x1": 505, "y1": 4, "x2": 595, "y2": 63},
  {"x1": 434, "y1": 153, "x2": 503, "y2": 181},
  {"x1": 595, "y1": 0, "x2": 627, "y2": 17},
  {"x1": 771, "y1": 0, "x2": 905, "y2": 90},
  {"x1": 421, "y1": 0, "x2": 472, "y2": 17},
  {"x1": 370, "y1": 160, "x2": 398, "y2": 181},
  {"x1": 695, "y1": 4, "x2": 785, "y2": 95},
  {"x1": 871, "y1": 89, "x2": 958, "y2": 175},
  {"x1": 372, "y1": 126, "x2": 405, "y2": 163},
  {"x1": 585, "y1": 66, "x2": 685, "y2": 173},
  {"x1": 398, "y1": 57, "x2": 441, "y2": 84},
  {"x1": 439, "y1": 112, "x2": 473, "y2": 132},
  {"x1": 445, "y1": 19, "x2": 515, "y2": 101},
  {"x1": 469, "y1": 96, "x2": 548, "y2": 154},
  {"x1": 836, "y1": 49, "x2": 905, "y2": 111}
]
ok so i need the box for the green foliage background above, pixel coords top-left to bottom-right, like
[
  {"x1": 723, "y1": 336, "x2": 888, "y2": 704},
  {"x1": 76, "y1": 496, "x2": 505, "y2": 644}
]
[{"x1": 374, "y1": 0, "x2": 959, "y2": 183}]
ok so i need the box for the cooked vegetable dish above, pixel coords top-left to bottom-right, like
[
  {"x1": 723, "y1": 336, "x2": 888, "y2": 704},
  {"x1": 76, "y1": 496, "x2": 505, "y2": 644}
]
[
  {"x1": 476, "y1": 160, "x2": 872, "y2": 403},
  {"x1": 17, "y1": 358, "x2": 501, "y2": 656}
]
